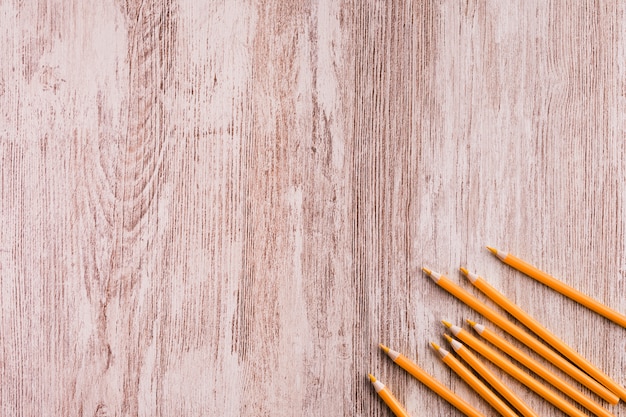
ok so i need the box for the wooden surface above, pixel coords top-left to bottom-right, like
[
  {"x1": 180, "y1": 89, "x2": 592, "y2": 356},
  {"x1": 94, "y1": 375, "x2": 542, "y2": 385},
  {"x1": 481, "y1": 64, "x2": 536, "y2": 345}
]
[{"x1": 2, "y1": 1, "x2": 626, "y2": 416}]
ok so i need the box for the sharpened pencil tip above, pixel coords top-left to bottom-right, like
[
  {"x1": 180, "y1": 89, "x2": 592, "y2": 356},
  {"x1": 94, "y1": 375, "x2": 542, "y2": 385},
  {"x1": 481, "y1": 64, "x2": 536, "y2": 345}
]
[
  {"x1": 460, "y1": 267, "x2": 478, "y2": 283},
  {"x1": 441, "y1": 320, "x2": 452, "y2": 328},
  {"x1": 379, "y1": 344, "x2": 390, "y2": 354},
  {"x1": 430, "y1": 341, "x2": 440, "y2": 350},
  {"x1": 443, "y1": 334, "x2": 453, "y2": 342},
  {"x1": 423, "y1": 267, "x2": 442, "y2": 283},
  {"x1": 368, "y1": 373, "x2": 376, "y2": 383},
  {"x1": 486, "y1": 246, "x2": 498, "y2": 255},
  {"x1": 466, "y1": 319, "x2": 477, "y2": 326}
]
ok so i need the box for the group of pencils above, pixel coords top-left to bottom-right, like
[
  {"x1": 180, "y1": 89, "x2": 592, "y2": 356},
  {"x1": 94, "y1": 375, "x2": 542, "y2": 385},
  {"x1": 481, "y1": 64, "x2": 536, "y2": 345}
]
[{"x1": 369, "y1": 247, "x2": 626, "y2": 417}]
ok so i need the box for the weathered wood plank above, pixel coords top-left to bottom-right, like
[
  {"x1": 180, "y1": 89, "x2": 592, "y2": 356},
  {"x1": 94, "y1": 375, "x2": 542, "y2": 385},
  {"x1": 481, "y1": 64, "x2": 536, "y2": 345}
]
[{"x1": 1, "y1": 1, "x2": 625, "y2": 416}]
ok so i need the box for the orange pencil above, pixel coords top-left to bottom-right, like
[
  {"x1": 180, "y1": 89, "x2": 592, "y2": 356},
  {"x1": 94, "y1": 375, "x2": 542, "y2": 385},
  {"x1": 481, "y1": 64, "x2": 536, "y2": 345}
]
[
  {"x1": 444, "y1": 322, "x2": 590, "y2": 417},
  {"x1": 461, "y1": 266, "x2": 626, "y2": 402},
  {"x1": 488, "y1": 246, "x2": 626, "y2": 328},
  {"x1": 369, "y1": 374, "x2": 411, "y2": 417},
  {"x1": 466, "y1": 320, "x2": 615, "y2": 417},
  {"x1": 431, "y1": 342, "x2": 518, "y2": 417},
  {"x1": 422, "y1": 267, "x2": 618, "y2": 404},
  {"x1": 380, "y1": 344, "x2": 486, "y2": 417},
  {"x1": 443, "y1": 334, "x2": 539, "y2": 417}
]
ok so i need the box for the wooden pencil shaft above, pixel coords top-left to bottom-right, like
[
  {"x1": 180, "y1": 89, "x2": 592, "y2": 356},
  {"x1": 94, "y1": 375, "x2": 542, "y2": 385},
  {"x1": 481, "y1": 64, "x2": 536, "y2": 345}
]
[
  {"x1": 501, "y1": 252, "x2": 626, "y2": 328},
  {"x1": 471, "y1": 275, "x2": 626, "y2": 402},
  {"x1": 449, "y1": 340, "x2": 539, "y2": 417},
  {"x1": 472, "y1": 323, "x2": 615, "y2": 417},
  {"x1": 370, "y1": 375, "x2": 411, "y2": 417},
  {"x1": 378, "y1": 387, "x2": 411, "y2": 417},
  {"x1": 391, "y1": 353, "x2": 487, "y2": 417},
  {"x1": 438, "y1": 349, "x2": 519, "y2": 417},
  {"x1": 453, "y1": 328, "x2": 589, "y2": 417},
  {"x1": 432, "y1": 273, "x2": 618, "y2": 404}
]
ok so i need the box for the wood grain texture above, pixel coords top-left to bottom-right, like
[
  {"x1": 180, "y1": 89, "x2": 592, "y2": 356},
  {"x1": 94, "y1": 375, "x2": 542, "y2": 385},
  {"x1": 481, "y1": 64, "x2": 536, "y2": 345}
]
[{"x1": 1, "y1": 1, "x2": 626, "y2": 416}]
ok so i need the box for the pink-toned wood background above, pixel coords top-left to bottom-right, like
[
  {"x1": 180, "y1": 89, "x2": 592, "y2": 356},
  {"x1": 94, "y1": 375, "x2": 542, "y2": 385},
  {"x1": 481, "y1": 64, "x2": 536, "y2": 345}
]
[{"x1": 1, "y1": 1, "x2": 625, "y2": 416}]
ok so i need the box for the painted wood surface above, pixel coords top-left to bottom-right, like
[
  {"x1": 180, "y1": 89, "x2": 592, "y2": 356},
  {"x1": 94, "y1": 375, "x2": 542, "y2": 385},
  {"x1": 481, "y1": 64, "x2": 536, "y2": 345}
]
[{"x1": 1, "y1": 1, "x2": 626, "y2": 416}]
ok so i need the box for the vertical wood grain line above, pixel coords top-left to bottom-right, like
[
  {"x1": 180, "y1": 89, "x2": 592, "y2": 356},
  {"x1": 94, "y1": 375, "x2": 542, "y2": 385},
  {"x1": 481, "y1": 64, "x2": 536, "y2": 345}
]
[{"x1": 345, "y1": 1, "x2": 437, "y2": 415}]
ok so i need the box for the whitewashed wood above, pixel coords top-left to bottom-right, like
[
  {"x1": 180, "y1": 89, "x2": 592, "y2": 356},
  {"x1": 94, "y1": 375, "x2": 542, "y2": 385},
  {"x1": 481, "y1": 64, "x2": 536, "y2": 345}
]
[{"x1": 1, "y1": 0, "x2": 626, "y2": 416}]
